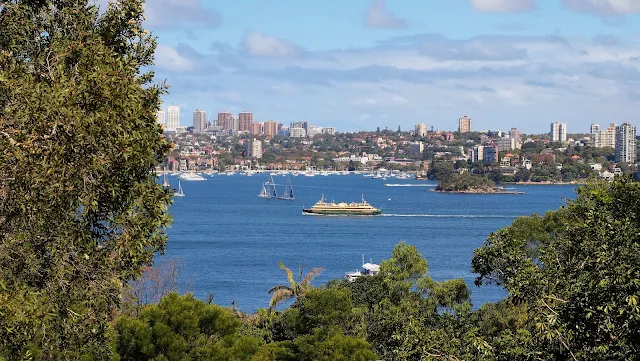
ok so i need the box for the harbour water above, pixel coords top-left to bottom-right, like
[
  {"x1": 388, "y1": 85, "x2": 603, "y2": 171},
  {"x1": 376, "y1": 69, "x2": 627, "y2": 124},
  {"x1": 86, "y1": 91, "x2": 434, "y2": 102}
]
[{"x1": 160, "y1": 173, "x2": 577, "y2": 312}]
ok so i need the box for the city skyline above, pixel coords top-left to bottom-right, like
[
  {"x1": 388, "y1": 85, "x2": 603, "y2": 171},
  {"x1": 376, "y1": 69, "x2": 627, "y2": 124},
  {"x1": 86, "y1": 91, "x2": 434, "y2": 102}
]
[
  {"x1": 158, "y1": 105, "x2": 638, "y2": 136},
  {"x1": 131, "y1": 0, "x2": 640, "y2": 133}
]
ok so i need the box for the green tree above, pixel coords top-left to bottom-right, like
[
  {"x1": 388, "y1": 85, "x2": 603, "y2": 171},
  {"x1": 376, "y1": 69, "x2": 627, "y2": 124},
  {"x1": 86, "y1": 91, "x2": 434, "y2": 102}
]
[
  {"x1": 514, "y1": 168, "x2": 531, "y2": 182},
  {"x1": 0, "y1": 0, "x2": 171, "y2": 358},
  {"x1": 268, "y1": 262, "x2": 323, "y2": 310},
  {"x1": 427, "y1": 161, "x2": 454, "y2": 180},
  {"x1": 114, "y1": 293, "x2": 263, "y2": 361},
  {"x1": 472, "y1": 176, "x2": 640, "y2": 360}
]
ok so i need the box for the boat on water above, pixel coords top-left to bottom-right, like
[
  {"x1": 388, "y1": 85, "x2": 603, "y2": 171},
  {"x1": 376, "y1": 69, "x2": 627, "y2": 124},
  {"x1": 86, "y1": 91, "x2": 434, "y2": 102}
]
[
  {"x1": 174, "y1": 180, "x2": 185, "y2": 197},
  {"x1": 259, "y1": 174, "x2": 295, "y2": 200},
  {"x1": 179, "y1": 172, "x2": 206, "y2": 181},
  {"x1": 345, "y1": 257, "x2": 380, "y2": 282},
  {"x1": 161, "y1": 167, "x2": 171, "y2": 189},
  {"x1": 302, "y1": 194, "x2": 382, "y2": 216}
]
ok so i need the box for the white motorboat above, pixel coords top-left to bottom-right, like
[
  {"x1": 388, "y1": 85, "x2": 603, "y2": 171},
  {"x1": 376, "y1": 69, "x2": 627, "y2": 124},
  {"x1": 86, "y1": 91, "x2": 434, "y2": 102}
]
[
  {"x1": 345, "y1": 261, "x2": 380, "y2": 282},
  {"x1": 178, "y1": 172, "x2": 206, "y2": 181}
]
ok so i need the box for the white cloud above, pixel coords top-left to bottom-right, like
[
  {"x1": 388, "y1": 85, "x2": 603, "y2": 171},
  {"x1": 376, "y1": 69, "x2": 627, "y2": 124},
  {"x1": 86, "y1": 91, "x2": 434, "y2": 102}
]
[
  {"x1": 155, "y1": 33, "x2": 640, "y2": 133},
  {"x1": 241, "y1": 30, "x2": 302, "y2": 58},
  {"x1": 562, "y1": 0, "x2": 640, "y2": 16},
  {"x1": 364, "y1": 0, "x2": 407, "y2": 29},
  {"x1": 155, "y1": 45, "x2": 196, "y2": 72},
  {"x1": 469, "y1": 0, "x2": 536, "y2": 12}
]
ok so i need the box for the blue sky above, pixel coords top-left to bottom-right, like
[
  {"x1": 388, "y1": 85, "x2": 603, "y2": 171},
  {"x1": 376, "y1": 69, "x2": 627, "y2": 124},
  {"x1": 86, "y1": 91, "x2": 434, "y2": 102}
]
[{"x1": 126, "y1": 0, "x2": 640, "y2": 133}]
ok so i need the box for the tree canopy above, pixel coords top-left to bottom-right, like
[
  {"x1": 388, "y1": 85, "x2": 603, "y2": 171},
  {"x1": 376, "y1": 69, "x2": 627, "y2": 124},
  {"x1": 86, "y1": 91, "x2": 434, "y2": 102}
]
[
  {"x1": 0, "y1": 0, "x2": 171, "y2": 358},
  {"x1": 472, "y1": 176, "x2": 640, "y2": 359}
]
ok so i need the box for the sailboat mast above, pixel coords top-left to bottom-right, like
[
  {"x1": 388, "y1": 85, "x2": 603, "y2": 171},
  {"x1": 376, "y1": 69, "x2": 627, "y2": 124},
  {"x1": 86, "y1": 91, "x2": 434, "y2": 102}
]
[{"x1": 270, "y1": 174, "x2": 277, "y2": 197}]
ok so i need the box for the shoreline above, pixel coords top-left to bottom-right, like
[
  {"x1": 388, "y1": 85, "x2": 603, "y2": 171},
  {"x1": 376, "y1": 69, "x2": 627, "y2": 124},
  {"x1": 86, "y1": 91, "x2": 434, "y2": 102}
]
[
  {"x1": 430, "y1": 189, "x2": 524, "y2": 195},
  {"x1": 506, "y1": 181, "x2": 586, "y2": 186}
]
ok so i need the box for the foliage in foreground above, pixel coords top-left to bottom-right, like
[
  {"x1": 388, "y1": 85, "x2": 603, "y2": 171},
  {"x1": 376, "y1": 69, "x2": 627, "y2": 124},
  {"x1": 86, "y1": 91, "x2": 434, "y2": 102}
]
[
  {"x1": 472, "y1": 176, "x2": 640, "y2": 360},
  {"x1": 112, "y1": 177, "x2": 640, "y2": 361},
  {"x1": 0, "y1": 0, "x2": 171, "y2": 359}
]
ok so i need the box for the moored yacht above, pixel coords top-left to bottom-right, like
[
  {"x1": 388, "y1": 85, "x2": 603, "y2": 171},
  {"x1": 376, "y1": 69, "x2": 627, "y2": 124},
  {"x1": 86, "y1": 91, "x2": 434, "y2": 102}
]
[
  {"x1": 345, "y1": 262, "x2": 380, "y2": 282},
  {"x1": 178, "y1": 172, "x2": 206, "y2": 181}
]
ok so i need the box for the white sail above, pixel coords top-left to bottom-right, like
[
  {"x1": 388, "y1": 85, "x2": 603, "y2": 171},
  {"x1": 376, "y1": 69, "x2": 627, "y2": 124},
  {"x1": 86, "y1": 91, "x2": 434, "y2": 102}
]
[
  {"x1": 174, "y1": 180, "x2": 185, "y2": 197},
  {"x1": 162, "y1": 166, "x2": 171, "y2": 188}
]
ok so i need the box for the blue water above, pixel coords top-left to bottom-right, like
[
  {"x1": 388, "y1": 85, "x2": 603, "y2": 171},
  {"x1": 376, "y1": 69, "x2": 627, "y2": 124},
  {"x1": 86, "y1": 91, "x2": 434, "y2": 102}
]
[{"x1": 160, "y1": 173, "x2": 577, "y2": 312}]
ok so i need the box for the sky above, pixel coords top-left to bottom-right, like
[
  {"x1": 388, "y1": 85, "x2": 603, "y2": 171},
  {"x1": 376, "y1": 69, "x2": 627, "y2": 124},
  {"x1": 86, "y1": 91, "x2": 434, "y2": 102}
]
[{"x1": 113, "y1": 0, "x2": 640, "y2": 133}]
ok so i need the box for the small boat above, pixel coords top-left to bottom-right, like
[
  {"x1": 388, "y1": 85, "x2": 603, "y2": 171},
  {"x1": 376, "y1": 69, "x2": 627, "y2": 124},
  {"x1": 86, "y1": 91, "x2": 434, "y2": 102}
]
[
  {"x1": 259, "y1": 175, "x2": 294, "y2": 200},
  {"x1": 345, "y1": 256, "x2": 380, "y2": 282},
  {"x1": 302, "y1": 194, "x2": 382, "y2": 216},
  {"x1": 276, "y1": 176, "x2": 295, "y2": 200},
  {"x1": 162, "y1": 166, "x2": 171, "y2": 189},
  {"x1": 179, "y1": 172, "x2": 206, "y2": 181},
  {"x1": 174, "y1": 180, "x2": 185, "y2": 197}
]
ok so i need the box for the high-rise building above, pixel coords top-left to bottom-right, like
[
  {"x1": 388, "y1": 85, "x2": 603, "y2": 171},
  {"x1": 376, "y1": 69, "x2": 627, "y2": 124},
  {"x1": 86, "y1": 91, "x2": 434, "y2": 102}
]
[
  {"x1": 246, "y1": 139, "x2": 263, "y2": 159},
  {"x1": 615, "y1": 123, "x2": 637, "y2": 163},
  {"x1": 483, "y1": 145, "x2": 499, "y2": 164},
  {"x1": 307, "y1": 126, "x2": 323, "y2": 137},
  {"x1": 193, "y1": 109, "x2": 207, "y2": 132},
  {"x1": 409, "y1": 141, "x2": 424, "y2": 157},
  {"x1": 458, "y1": 116, "x2": 472, "y2": 133},
  {"x1": 264, "y1": 120, "x2": 278, "y2": 138},
  {"x1": 550, "y1": 122, "x2": 567, "y2": 142},
  {"x1": 289, "y1": 122, "x2": 307, "y2": 137},
  {"x1": 166, "y1": 105, "x2": 180, "y2": 131},
  {"x1": 217, "y1": 112, "x2": 233, "y2": 130},
  {"x1": 156, "y1": 110, "x2": 165, "y2": 127},
  {"x1": 322, "y1": 127, "x2": 336, "y2": 135},
  {"x1": 415, "y1": 123, "x2": 427, "y2": 137},
  {"x1": 496, "y1": 137, "x2": 516, "y2": 152},
  {"x1": 592, "y1": 123, "x2": 616, "y2": 149},
  {"x1": 508, "y1": 128, "x2": 522, "y2": 149},
  {"x1": 251, "y1": 122, "x2": 264, "y2": 136},
  {"x1": 472, "y1": 145, "x2": 484, "y2": 163},
  {"x1": 230, "y1": 115, "x2": 239, "y2": 131},
  {"x1": 238, "y1": 112, "x2": 253, "y2": 132},
  {"x1": 289, "y1": 126, "x2": 306, "y2": 138}
]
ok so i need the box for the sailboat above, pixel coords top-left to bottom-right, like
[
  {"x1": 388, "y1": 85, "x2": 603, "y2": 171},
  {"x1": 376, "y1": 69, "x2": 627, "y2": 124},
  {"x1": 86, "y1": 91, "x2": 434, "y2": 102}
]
[
  {"x1": 174, "y1": 180, "x2": 185, "y2": 197},
  {"x1": 258, "y1": 174, "x2": 294, "y2": 200},
  {"x1": 259, "y1": 174, "x2": 278, "y2": 199},
  {"x1": 276, "y1": 176, "x2": 295, "y2": 200},
  {"x1": 162, "y1": 166, "x2": 171, "y2": 189}
]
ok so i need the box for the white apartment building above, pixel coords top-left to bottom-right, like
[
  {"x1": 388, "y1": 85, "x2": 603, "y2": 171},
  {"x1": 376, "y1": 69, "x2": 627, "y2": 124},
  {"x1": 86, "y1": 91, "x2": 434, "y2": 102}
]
[
  {"x1": 289, "y1": 127, "x2": 306, "y2": 138},
  {"x1": 615, "y1": 123, "x2": 637, "y2": 163},
  {"x1": 166, "y1": 105, "x2": 180, "y2": 131},
  {"x1": 550, "y1": 122, "x2": 567, "y2": 142},
  {"x1": 591, "y1": 123, "x2": 616, "y2": 149},
  {"x1": 246, "y1": 139, "x2": 263, "y2": 159},
  {"x1": 322, "y1": 127, "x2": 336, "y2": 135},
  {"x1": 192, "y1": 109, "x2": 207, "y2": 132},
  {"x1": 156, "y1": 110, "x2": 165, "y2": 127}
]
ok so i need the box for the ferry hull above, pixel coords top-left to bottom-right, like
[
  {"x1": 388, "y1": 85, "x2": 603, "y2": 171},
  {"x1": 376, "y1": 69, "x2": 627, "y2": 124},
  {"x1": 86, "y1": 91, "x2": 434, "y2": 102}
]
[{"x1": 302, "y1": 209, "x2": 382, "y2": 216}]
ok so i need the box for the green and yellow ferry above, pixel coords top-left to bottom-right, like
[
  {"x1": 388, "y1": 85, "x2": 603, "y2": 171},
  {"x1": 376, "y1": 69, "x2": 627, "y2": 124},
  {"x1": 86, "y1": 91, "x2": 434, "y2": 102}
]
[{"x1": 302, "y1": 194, "x2": 382, "y2": 216}]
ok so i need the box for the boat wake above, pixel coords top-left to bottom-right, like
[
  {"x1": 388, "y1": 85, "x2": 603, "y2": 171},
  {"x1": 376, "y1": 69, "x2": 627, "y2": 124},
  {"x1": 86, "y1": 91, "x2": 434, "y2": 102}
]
[
  {"x1": 384, "y1": 184, "x2": 436, "y2": 187},
  {"x1": 382, "y1": 214, "x2": 519, "y2": 218}
]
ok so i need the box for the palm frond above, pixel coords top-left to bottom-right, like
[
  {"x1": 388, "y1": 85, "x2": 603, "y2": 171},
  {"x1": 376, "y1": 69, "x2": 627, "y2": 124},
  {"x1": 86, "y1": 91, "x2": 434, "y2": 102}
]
[
  {"x1": 278, "y1": 261, "x2": 296, "y2": 289},
  {"x1": 301, "y1": 267, "x2": 324, "y2": 286},
  {"x1": 269, "y1": 288, "x2": 294, "y2": 309},
  {"x1": 268, "y1": 285, "x2": 293, "y2": 294}
]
